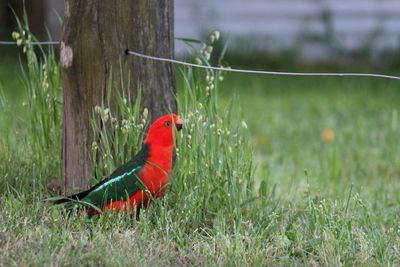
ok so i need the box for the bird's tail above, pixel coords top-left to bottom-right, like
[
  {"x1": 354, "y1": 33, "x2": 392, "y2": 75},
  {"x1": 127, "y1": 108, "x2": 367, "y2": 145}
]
[
  {"x1": 44, "y1": 196, "x2": 79, "y2": 211},
  {"x1": 48, "y1": 185, "x2": 94, "y2": 204},
  {"x1": 44, "y1": 190, "x2": 102, "y2": 214}
]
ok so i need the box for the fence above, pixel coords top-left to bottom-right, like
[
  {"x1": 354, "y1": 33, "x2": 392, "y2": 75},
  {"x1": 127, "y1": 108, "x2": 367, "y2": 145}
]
[{"x1": 1, "y1": 40, "x2": 399, "y2": 81}]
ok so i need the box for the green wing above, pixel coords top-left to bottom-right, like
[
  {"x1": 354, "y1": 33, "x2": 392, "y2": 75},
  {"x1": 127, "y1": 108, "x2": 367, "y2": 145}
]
[{"x1": 73, "y1": 145, "x2": 149, "y2": 207}]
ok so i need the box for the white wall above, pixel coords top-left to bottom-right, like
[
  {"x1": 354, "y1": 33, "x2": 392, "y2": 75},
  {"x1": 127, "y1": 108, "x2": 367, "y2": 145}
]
[{"x1": 175, "y1": 0, "x2": 400, "y2": 59}]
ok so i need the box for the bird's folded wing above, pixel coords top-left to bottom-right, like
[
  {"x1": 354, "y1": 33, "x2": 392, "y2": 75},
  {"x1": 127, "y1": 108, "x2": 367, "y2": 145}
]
[{"x1": 72, "y1": 145, "x2": 149, "y2": 207}]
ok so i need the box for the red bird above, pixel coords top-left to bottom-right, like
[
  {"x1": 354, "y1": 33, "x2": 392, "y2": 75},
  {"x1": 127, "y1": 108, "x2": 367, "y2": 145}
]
[{"x1": 55, "y1": 113, "x2": 184, "y2": 214}]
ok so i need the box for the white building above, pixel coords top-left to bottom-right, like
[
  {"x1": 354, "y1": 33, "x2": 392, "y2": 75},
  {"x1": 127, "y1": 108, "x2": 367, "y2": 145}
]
[{"x1": 175, "y1": 0, "x2": 400, "y2": 60}]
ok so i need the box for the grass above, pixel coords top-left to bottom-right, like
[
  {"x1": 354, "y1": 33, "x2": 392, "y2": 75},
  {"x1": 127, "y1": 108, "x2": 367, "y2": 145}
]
[
  {"x1": 1, "y1": 29, "x2": 400, "y2": 266},
  {"x1": 0, "y1": 47, "x2": 25, "y2": 98},
  {"x1": 221, "y1": 74, "x2": 400, "y2": 197}
]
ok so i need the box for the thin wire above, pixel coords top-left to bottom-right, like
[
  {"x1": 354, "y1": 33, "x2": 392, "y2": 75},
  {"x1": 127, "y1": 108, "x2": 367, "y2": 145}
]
[
  {"x1": 0, "y1": 40, "x2": 60, "y2": 45},
  {"x1": 125, "y1": 49, "x2": 400, "y2": 81},
  {"x1": 1, "y1": 39, "x2": 399, "y2": 81}
]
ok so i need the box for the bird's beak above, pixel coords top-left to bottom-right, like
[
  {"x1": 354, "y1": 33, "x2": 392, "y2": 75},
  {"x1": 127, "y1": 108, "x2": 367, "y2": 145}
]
[{"x1": 175, "y1": 117, "x2": 184, "y2": 131}]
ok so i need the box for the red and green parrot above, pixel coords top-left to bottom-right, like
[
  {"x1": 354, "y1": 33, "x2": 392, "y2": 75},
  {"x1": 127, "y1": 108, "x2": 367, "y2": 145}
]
[{"x1": 55, "y1": 113, "x2": 184, "y2": 214}]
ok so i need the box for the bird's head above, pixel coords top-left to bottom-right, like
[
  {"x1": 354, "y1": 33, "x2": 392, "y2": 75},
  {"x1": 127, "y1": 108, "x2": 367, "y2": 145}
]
[{"x1": 145, "y1": 113, "x2": 184, "y2": 148}]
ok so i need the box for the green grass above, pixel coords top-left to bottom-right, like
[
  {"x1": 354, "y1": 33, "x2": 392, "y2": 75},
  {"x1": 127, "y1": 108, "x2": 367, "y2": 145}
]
[
  {"x1": 0, "y1": 47, "x2": 25, "y2": 98},
  {"x1": 1, "y1": 31, "x2": 400, "y2": 266},
  {"x1": 221, "y1": 74, "x2": 400, "y2": 198}
]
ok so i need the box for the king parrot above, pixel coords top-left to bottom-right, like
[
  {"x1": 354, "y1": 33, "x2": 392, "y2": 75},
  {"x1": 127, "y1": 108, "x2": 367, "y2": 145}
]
[{"x1": 55, "y1": 113, "x2": 184, "y2": 214}]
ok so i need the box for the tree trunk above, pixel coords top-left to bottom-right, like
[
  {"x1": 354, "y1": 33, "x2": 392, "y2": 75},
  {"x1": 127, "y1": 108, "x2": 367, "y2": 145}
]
[{"x1": 61, "y1": 1, "x2": 176, "y2": 193}]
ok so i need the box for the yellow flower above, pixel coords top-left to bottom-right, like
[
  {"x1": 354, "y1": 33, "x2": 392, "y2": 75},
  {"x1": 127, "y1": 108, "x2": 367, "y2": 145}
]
[
  {"x1": 321, "y1": 128, "x2": 335, "y2": 142},
  {"x1": 12, "y1": 32, "x2": 20, "y2": 40},
  {"x1": 194, "y1": 58, "x2": 202, "y2": 65},
  {"x1": 94, "y1": 105, "x2": 101, "y2": 114},
  {"x1": 213, "y1": 31, "x2": 220, "y2": 41},
  {"x1": 143, "y1": 108, "x2": 148, "y2": 119},
  {"x1": 252, "y1": 136, "x2": 268, "y2": 145}
]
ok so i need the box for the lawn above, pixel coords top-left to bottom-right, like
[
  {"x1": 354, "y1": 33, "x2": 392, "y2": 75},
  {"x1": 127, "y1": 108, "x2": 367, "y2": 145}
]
[
  {"x1": 221, "y1": 74, "x2": 400, "y2": 200},
  {"x1": 0, "y1": 42, "x2": 399, "y2": 266}
]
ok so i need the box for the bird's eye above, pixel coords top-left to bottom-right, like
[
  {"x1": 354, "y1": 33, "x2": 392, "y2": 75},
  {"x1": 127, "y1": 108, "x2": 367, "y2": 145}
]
[{"x1": 164, "y1": 121, "x2": 171, "y2": 127}]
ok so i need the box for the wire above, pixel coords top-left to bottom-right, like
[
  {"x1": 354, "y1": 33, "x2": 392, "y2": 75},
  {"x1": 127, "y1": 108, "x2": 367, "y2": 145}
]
[
  {"x1": 0, "y1": 40, "x2": 60, "y2": 45},
  {"x1": 1, "y1": 39, "x2": 399, "y2": 81},
  {"x1": 125, "y1": 49, "x2": 400, "y2": 81}
]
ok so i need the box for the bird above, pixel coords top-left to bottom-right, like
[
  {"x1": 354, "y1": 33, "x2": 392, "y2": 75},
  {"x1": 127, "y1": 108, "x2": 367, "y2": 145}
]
[{"x1": 53, "y1": 113, "x2": 184, "y2": 214}]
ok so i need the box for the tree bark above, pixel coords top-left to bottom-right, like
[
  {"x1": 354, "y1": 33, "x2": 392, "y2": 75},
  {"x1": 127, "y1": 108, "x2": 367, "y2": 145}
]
[{"x1": 61, "y1": 1, "x2": 176, "y2": 193}]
